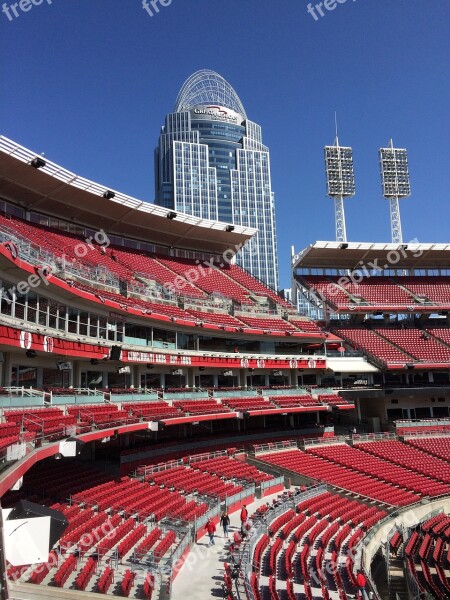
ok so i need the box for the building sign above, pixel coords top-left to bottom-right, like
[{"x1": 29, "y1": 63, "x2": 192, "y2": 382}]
[
  {"x1": 126, "y1": 351, "x2": 192, "y2": 366},
  {"x1": 192, "y1": 105, "x2": 243, "y2": 124},
  {"x1": 0, "y1": 325, "x2": 327, "y2": 371},
  {"x1": 19, "y1": 331, "x2": 32, "y2": 350},
  {"x1": 43, "y1": 336, "x2": 54, "y2": 353}
]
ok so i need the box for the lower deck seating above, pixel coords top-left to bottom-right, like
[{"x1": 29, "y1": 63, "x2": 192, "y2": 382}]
[
  {"x1": 355, "y1": 439, "x2": 450, "y2": 485},
  {"x1": 403, "y1": 515, "x2": 450, "y2": 599},
  {"x1": 146, "y1": 465, "x2": 243, "y2": 500},
  {"x1": 246, "y1": 489, "x2": 386, "y2": 600},
  {"x1": 258, "y1": 448, "x2": 421, "y2": 506},
  {"x1": 306, "y1": 443, "x2": 450, "y2": 497},
  {"x1": 406, "y1": 437, "x2": 450, "y2": 463},
  {"x1": 191, "y1": 455, "x2": 274, "y2": 484},
  {"x1": 4, "y1": 460, "x2": 178, "y2": 599}
]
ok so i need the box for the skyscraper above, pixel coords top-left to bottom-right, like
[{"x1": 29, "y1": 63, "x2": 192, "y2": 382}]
[{"x1": 155, "y1": 69, "x2": 279, "y2": 291}]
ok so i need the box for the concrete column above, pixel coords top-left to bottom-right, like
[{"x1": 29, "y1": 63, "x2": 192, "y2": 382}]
[
  {"x1": 132, "y1": 365, "x2": 140, "y2": 388},
  {"x1": 239, "y1": 370, "x2": 246, "y2": 388},
  {"x1": 72, "y1": 361, "x2": 82, "y2": 388},
  {"x1": 37, "y1": 367, "x2": 43, "y2": 389},
  {"x1": 289, "y1": 369, "x2": 297, "y2": 386},
  {"x1": 356, "y1": 399, "x2": 362, "y2": 422},
  {"x1": 2, "y1": 352, "x2": 12, "y2": 387},
  {"x1": 187, "y1": 368, "x2": 195, "y2": 388}
]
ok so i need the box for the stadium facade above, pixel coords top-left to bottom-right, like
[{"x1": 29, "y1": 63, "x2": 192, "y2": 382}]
[{"x1": 154, "y1": 70, "x2": 279, "y2": 291}]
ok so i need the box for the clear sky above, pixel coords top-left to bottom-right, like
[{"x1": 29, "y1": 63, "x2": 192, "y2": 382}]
[{"x1": 1, "y1": 0, "x2": 449, "y2": 289}]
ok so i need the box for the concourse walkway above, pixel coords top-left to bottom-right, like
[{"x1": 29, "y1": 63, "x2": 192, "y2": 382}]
[{"x1": 171, "y1": 492, "x2": 282, "y2": 600}]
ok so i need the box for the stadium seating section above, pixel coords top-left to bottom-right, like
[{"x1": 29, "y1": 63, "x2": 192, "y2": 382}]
[
  {"x1": 259, "y1": 448, "x2": 423, "y2": 506},
  {"x1": 0, "y1": 214, "x2": 335, "y2": 338},
  {"x1": 402, "y1": 513, "x2": 450, "y2": 599},
  {"x1": 299, "y1": 274, "x2": 450, "y2": 310},
  {"x1": 248, "y1": 489, "x2": 386, "y2": 600}
]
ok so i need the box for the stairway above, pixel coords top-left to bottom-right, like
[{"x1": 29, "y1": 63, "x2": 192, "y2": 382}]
[{"x1": 388, "y1": 556, "x2": 409, "y2": 600}]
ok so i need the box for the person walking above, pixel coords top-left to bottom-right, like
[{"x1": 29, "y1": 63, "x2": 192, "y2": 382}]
[
  {"x1": 220, "y1": 511, "x2": 230, "y2": 539},
  {"x1": 240, "y1": 504, "x2": 248, "y2": 534},
  {"x1": 206, "y1": 518, "x2": 216, "y2": 547},
  {"x1": 356, "y1": 570, "x2": 367, "y2": 599}
]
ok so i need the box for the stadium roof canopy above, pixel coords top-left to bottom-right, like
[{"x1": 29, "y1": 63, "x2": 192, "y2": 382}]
[
  {"x1": 293, "y1": 241, "x2": 450, "y2": 271},
  {"x1": 174, "y1": 69, "x2": 247, "y2": 118},
  {"x1": 0, "y1": 136, "x2": 256, "y2": 254}
]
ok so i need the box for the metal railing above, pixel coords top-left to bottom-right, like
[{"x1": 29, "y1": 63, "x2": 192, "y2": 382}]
[
  {"x1": 136, "y1": 460, "x2": 185, "y2": 478},
  {"x1": 189, "y1": 450, "x2": 229, "y2": 464},
  {"x1": 260, "y1": 475, "x2": 284, "y2": 494},
  {"x1": 352, "y1": 432, "x2": 397, "y2": 442},
  {"x1": 0, "y1": 227, "x2": 119, "y2": 289},
  {"x1": 3, "y1": 386, "x2": 46, "y2": 398},
  {"x1": 252, "y1": 440, "x2": 297, "y2": 455},
  {"x1": 193, "y1": 503, "x2": 221, "y2": 537},
  {"x1": 303, "y1": 435, "x2": 347, "y2": 447},
  {"x1": 225, "y1": 485, "x2": 256, "y2": 513}
]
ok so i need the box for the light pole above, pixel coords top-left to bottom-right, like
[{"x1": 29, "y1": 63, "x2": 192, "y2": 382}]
[
  {"x1": 379, "y1": 140, "x2": 411, "y2": 244},
  {"x1": 324, "y1": 134, "x2": 355, "y2": 243}
]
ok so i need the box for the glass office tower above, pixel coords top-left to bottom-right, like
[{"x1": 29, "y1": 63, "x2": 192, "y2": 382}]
[{"x1": 155, "y1": 70, "x2": 279, "y2": 291}]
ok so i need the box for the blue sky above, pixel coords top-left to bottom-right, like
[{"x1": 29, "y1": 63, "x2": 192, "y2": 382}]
[{"x1": 1, "y1": 0, "x2": 449, "y2": 289}]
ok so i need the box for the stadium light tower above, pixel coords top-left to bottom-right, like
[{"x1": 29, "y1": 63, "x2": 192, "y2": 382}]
[
  {"x1": 379, "y1": 139, "x2": 411, "y2": 244},
  {"x1": 324, "y1": 132, "x2": 355, "y2": 243}
]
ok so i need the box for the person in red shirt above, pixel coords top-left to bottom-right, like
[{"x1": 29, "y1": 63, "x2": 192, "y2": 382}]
[
  {"x1": 206, "y1": 518, "x2": 216, "y2": 547},
  {"x1": 240, "y1": 505, "x2": 248, "y2": 533},
  {"x1": 356, "y1": 570, "x2": 367, "y2": 598}
]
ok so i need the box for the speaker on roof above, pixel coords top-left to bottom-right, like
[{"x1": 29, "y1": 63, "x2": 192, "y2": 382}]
[
  {"x1": 405, "y1": 363, "x2": 415, "y2": 370},
  {"x1": 7, "y1": 501, "x2": 68, "y2": 542},
  {"x1": 110, "y1": 345, "x2": 122, "y2": 361},
  {"x1": 57, "y1": 361, "x2": 72, "y2": 371},
  {"x1": 55, "y1": 437, "x2": 86, "y2": 458}
]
